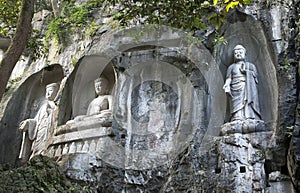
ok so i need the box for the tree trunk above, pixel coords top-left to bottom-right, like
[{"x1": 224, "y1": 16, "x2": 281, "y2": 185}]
[
  {"x1": 51, "y1": 0, "x2": 60, "y2": 18},
  {"x1": 0, "y1": 0, "x2": 34, "y2": 102}
]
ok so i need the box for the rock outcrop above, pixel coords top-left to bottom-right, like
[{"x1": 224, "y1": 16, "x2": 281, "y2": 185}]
[{"x1": 0, "y1": 0, "x2": 299, "y2": 192}]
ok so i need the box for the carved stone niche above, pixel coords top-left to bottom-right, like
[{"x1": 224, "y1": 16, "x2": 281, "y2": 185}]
[
  {"x1": 105, "y1": 46, "x2": 221, "y2": 171},
  {"x1": 212, "y1": 10, "x2": 278, "y2": 192},
  {"x1": 46, "y1": 55, "x2": 116, "y2": 181},
  {"x1": 61, "y1": 55, "x2": 115, "y2": 120},
  {"x1": 214, "y1": 10, "x2": 278, "y2": 135},
  {"x1": 0, "y1": 64, "x2": 64, "y2": 164}
]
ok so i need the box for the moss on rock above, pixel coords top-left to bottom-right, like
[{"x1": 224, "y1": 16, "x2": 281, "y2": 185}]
[{"x1": 0, "y1": 155, "x2": 93, "y2": 193}]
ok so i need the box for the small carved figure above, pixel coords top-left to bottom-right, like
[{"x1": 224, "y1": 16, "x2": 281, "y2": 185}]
[
  {"x1": 86, "y1": 77, "x2": 112, "y2": 116},
  {"x1": 223, "y1": 45, "x2": 261, "y2": 121},
  {"x1": 19, "y1": 83, "x2": 59, "y2": 160}
]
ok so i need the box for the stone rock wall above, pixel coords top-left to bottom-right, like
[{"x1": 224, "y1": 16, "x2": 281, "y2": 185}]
[{"x1": 0, "y1": 0, "x2": 299, "y2": 192}]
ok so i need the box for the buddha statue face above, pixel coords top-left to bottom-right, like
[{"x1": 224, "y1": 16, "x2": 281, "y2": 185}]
[
  {"x1": 233, "y1": 45, "x2": 246, "y2": 62},
  {"x1": 94, "y1": 77, "x2": 109, "y2": 95},
  {"x1": 46, "y1": 83, "x2": 59, "y2": 101}
]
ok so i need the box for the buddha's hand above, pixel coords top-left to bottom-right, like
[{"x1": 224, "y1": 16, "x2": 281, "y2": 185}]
[{"x1": 19, "y1": 120, "x2": 30, "y2": 132}]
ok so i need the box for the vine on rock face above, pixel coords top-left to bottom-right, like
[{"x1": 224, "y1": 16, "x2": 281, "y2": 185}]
[
  {"x1": 45, "y1": 0, "x2": 251, "y2": 47},
  {"x1": 46, "y1": 0, "x2": 106, "y2": 45}
]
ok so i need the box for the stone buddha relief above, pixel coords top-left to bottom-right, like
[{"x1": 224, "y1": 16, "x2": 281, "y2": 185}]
[
  {"x1": 223, "y1": 45, "x2": 261, "y2": 121},
  {"x1": 221, "y1": 45, "x2": 265, "y2": 135},
  {"x1": 86, "y1": 77, "x2": 113, "y2": 116},
  {"x1": 19, "y1": 82, "x2": 60, "y2": 160},
  {"x1": 63, "y1": 76, "x2": 113, "y2": 130}
]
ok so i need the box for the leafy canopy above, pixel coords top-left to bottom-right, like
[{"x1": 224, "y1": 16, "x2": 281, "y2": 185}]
[
  {"x1": 110, "y1": 0, "x2": 251, "y2": 30},
  {"x1": 0, "y1": 0, "x2": 22, "y2": 38}
]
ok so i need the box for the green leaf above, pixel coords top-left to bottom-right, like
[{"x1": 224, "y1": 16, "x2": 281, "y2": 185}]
[
  {"x1": 208, "y1": 13, "x2": 217, "y2": 24},
  {"x1": 243, "y1": 0, "x2": 251, "y2": 4},
  {"x1": 226, "y1": 1, "x2": 239, "y2": 12}
]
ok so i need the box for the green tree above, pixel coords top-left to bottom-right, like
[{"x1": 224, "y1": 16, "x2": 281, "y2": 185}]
[{"x1": 0, "y1": 0, "x2": 34, "y2": 101}]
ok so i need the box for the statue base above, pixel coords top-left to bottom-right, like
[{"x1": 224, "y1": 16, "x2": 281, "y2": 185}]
[{"x1": 220, "y1": 119, "x2": 265, "y2": 136}]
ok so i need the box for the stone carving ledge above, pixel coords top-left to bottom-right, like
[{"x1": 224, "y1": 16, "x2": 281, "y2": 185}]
[
  {"x1": 52, "y1": 127, "x2": 113, "y2": 145},
  {"x1": 220, "y1": 119, "x2": 266, "y2": 136},
  {"x1": 55, "y1": 112, "x2": 113, "y2": 135},
  {"x1": 47, "y1": 112, "x2": 114, "y2": 158}
]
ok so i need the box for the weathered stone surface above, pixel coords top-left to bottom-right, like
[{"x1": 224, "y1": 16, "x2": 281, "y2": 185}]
[
  {"x1": 220, "y1": 119, "x2": 266, "y2": 135},
  {"x1": 19, "y1": 82, "x2": 60, "y2": 161},
  {"x1": 266, "y1": 171, "x2": 296, "y2": 193},
  {"x1": 0, "y1": 1, "x2": 299, "y2": 192},
  {"x1": 223, "y1": 45, "x2": 262, "y2": 123},
  {"x1": 288, "y1": 89, "x2": 300, "y2": 191},
  {"x1": 215, "y1": 133, "x2": 267, "y2": 192},
  {"x1": 52, "y1": 127, "x2": 112, "y2": 144},
  {"x1": 215, "y1": 10, "x2": 278, "y2": 129},
  {"x1": 267, "y1": 181, "x2": 297, "y2": 193}
]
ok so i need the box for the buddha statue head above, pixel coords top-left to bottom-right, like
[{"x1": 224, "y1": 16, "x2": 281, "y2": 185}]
[{"x1": 94, "y1": 77, "x2": 109, "y2": 96}]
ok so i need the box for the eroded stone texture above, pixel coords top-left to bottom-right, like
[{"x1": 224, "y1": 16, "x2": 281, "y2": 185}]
[
  {"x1": 287, "y1": 89, "x2": 300, "y2": 191},
  {"x1": 266, "y1": 171, "x2": 296, "y2": 193},
  {"x1": 221, "y1": 119, "x2": 266, "y2": 136},
  {"x1": 47, "y1": 73, "x2": 115, "y2": 182},
  {"x1": 112, "y1": 47, "x2": 210, "y2": 171},
  {"x1": 1, "y1": 1, "x2": 300, "y2": 192},
  {"x1": 223, "y1": 45, "x2": 261, "y2": 122},
  {"x1": 42, "y1": 25, "x2": 224, "y2": 191},
  {"x1": 215, "y1": 133, "x2": 267, "y2": 193}
]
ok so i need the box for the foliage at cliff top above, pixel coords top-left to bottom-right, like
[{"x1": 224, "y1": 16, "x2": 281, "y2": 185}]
[
  {"x1": 1, "y1": 0, "x2": 252, "y2": 55},
  {"x1": 44, "y1": 0, "x2": 251, "y2": 46},
  {"x1": 111, "y1": 0, "x2": 251, "y2": 30}
]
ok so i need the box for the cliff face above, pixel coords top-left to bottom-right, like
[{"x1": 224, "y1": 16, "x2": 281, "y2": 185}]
[{"x1": 0, "y1": 0, "x2": 299, "y2": 192}]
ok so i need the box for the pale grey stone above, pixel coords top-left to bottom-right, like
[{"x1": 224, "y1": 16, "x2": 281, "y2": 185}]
[
  {"x1": 52, "y1": 127, "x2": 112, "y2": 144},
  {"x1": 216, "y1": 133, "x2": 266, "y2": 192},
  {"x1": 266, "y1": 179, "x2": 296, "y2": 193},
  {"x1": 1, "y1": 4, "x2": 298, "y2": 191},
  {"x1": 215, "y1": 10, "x2": 278, "y2": 132},
  {"x1": 269, "y1": 171, "x2": 290, "y2": 182},
  {"x1": 220, "y1": 119, "x2": 266, "y2": 135}
]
